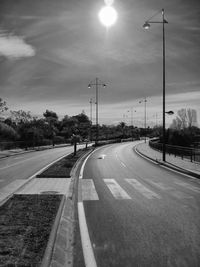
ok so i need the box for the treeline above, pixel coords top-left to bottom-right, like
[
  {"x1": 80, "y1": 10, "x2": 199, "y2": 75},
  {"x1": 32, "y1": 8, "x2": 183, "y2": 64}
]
[
  {"x1": 0, "y1": 98, "x2": 199, "y2": 149},
  {"x1": 0, "y1": 107, "x2": 151, "y2": 148}
]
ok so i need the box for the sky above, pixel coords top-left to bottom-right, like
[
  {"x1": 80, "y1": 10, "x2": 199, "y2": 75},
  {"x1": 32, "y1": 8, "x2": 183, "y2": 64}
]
[{"x1": 0, "y1": 0, "x2": 200, "y2": 127}]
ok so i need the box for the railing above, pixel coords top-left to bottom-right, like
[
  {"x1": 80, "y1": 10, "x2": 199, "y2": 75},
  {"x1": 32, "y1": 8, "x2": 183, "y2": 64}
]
[{"x1": 149, "y1": 140, "x2": 200, "y2": 163}]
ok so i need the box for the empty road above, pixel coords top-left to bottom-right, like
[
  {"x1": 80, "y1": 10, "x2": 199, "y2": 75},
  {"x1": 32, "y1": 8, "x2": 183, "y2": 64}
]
[{"x1": 78, "y1": 141, "x2": 200, "y2": 267}]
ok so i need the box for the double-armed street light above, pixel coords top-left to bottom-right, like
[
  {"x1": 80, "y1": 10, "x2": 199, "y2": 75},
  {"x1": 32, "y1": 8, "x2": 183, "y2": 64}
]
[
  {"x1": 127, "y1": 108, "x2": 136, "y2": 141},
  {"x1": 139, "y1": 98, "x2": 147, "y2": 143},
  {"x1": 143, "y1": 9, "x2": 168, "y2": 160},
  {"x1": 88, "y1": 78, "x2": 106, "y2": 145}
]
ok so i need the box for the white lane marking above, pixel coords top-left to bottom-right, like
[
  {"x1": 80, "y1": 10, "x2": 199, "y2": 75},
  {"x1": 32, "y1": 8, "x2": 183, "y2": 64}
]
[
  {"x1": 79, "y1": 152, "x2": 94, "y2": 179},
  {"x1": 126, "y1": 179, "x2": 161, "y2": 199},
  {"x1": 78, "y1": 202, "x2": 97, "y2": 267},
  {"x1": 78, "y1": 148, "x2": 98, "y2": 267},
  {"x1": 81, "y1": 179, "x2": 99, "y2": 201},
  {"x1": 0, "y1": 151, "x2": 68, "y2": 170},
  {"x1": 0, "y1": 154, "x2": 44, "y2": 170},
  {"x1": 174, "y1": 181, "x2": 200, "y2": 193},
  {"x1": 104, "y1": 179, "x2": 131, "y2": 199}
]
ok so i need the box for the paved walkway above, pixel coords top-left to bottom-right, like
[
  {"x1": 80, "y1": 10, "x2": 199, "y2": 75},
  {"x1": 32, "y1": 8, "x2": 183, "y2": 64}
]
[{"x1": 136, "y1": 141, "x2": 200, "y2": 176}]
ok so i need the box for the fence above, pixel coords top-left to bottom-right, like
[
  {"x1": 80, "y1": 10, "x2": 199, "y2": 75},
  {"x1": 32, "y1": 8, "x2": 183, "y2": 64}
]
[{"x1": 149, "y1": 140, "x2": 200, "y2": 163}]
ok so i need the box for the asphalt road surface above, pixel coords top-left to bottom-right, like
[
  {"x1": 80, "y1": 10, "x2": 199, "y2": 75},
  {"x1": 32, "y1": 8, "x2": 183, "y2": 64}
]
[
  {"x1": 78, "y1": 141, "x2": 200, "y2": 267},
  {"x1": 0, "y1": 144, "x2": 85, "y2": 189}
]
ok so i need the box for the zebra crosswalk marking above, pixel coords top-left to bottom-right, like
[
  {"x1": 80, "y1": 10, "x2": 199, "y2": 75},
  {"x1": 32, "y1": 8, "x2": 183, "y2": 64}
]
[
  {"x1": 80, "y1": 179, "x2": 99, "y2": 201},
  {"x1": 126, "y1": 179, "x2": 161, "y2": 199},
  {"x1": 104, "y1": 179, "x2": 131, "y2": 199}
]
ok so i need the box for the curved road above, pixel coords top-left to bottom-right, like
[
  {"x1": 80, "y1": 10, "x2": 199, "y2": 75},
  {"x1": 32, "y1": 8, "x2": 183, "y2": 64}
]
[{"x1": 78, "y1": 141, "x2": 200, "y2": 267}]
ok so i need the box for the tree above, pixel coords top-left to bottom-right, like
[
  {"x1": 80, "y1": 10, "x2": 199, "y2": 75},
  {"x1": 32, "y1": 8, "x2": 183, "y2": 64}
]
[
  {"x1": 43, "y1": 110, "x2": 58, "y2": 120},
  {"x1": 0, "y1": 98, "x2": 8, "y2": 114},
  {"x1": 170, "y1": 108, "x2": 198, "y2": 129},
  {"x1": 10, "y1": 110, "x2": 33, "y2": 124},
  {"x1": 0, "y1": 122, "x2": 19, "y2": 141}
]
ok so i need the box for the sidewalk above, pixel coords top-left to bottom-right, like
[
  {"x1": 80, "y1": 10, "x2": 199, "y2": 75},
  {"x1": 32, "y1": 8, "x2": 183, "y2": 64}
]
[{"x1": 136, "y1": 141, "x2": 200, "y2": 177}]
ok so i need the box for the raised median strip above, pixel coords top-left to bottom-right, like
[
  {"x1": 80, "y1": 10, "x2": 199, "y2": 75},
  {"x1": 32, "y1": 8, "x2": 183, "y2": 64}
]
[{"x1": 0, "y1": 147, "x2": 93, "y2": 266}]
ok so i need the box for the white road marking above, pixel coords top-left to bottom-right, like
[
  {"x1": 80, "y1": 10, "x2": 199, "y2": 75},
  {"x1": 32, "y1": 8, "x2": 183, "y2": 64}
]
[
  {"x1": 80, "y1": 179, "x2": 99, "y2": 201},
  {"x1": 174, "y1": 181, "x2": 200, "y2": 193},
  {"x1": 16, "y1": 178, "x2": 71, "y2": 195},
  {"x1": 78, "y1": 202, "x2": 97, "y2": 267},
  {"x1": 0, "y1": 154, "x2": 43, "y2": 170},
  {"x1": 104, "y1": 179, "x2": 131, "y2": 199},
  {"x1": 78, "y1": 149, "x2": 98, "y2": 267},
  {"x1": 98, "y1": 154, "x2": 106, "y2": 159},
  {"x1": 126, "y1": 179, "x2": 161, "y2": 199}
]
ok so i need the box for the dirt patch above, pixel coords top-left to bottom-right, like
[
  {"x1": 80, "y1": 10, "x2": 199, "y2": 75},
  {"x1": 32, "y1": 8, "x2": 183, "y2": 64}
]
[
  {"x1": 37, "y1": 148, "x2": 91, "y2": 178},
  {"x1": 0, "y1": 194, "x2": 62, "y2": 266}
]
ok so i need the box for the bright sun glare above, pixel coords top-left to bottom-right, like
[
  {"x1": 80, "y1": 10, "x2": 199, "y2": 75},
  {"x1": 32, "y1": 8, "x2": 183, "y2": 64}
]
[{"x1": 98, "y1": 5, "x2": 118, "y2": 27}]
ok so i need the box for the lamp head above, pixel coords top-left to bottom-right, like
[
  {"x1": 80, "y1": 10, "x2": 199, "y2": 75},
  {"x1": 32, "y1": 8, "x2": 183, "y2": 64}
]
[
  {"x1": 143, "y1": 22, "x2": 150, "y2": 29},
  {"x1": 88, "y1": 84, "x2": 91, "y2": 89},
  {"x1": 166, "y1": 110, "x2": 174, "y2": 115},
  {"x1": 103, "y1": 84, "x2": 106, "y2": 87}
]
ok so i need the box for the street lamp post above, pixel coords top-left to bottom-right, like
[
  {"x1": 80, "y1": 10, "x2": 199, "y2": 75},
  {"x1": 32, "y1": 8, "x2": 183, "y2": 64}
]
[
  {"x1": 127, "y1": 108, "x2": 136, "y2": 141},
  {"x1": 88, "y1": 78, "x2": 106, "y2": 145},
  {"x1": 139, "y1": 98, "x2": 147, "y2": 143},
  {"x1": 89, "y1": 98, "x2": 93, "y2": 141},
  {"x1": 143, "y1": 9, "x2": 168, "y2": 161}
]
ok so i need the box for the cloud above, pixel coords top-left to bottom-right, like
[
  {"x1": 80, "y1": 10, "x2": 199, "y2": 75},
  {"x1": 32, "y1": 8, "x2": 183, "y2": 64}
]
[{"x1": 0, "y1": 32, "x2": 35, "y2": 59}]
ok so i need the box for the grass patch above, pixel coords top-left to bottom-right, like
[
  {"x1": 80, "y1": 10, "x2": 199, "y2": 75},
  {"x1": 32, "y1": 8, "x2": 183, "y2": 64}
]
[
  {"x1": 37, "y1": 148, "x2": 91, "y2": 178},
  {"x1": 0, "y1": 194, "x2": 62, "y2": 266}
]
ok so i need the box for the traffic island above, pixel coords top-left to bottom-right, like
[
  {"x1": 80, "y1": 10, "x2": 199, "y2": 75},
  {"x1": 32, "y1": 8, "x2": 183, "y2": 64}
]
[
  {"x1": 0, "y1": 194, "x2": 62, "y2": 266},
  {"x1": 0, "y1": 147, "x2": 93, "y2": 267}
]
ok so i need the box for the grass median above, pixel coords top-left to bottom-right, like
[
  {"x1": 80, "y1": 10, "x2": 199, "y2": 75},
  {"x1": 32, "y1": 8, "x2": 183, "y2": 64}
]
[{"x1": 0, "y1": 147, "x2": 91, "y2": 266}]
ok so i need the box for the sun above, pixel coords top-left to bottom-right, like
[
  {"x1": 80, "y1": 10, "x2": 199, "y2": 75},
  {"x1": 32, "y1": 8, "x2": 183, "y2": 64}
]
[{"x1": 98, "y1": 5, "x2": 118, "y2": 27}]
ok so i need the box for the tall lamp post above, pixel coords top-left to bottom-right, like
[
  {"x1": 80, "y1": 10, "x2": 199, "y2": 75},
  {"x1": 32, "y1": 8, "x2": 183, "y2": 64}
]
[
  {"x1": 143, "y1": 9, "x2": 168, "y2": 161},
  {"x1": 139, "y1": 98, "x2": 147, "y2": 143},
  {"x1": 89, "y1": 98, "x2": 93, "y2": 141},
  {"x1": 127, "y1": 108, "x2": 136, "y2": 141},
  {"x1": 88, "y1": 78, "x2": 106, "y2": 145}
]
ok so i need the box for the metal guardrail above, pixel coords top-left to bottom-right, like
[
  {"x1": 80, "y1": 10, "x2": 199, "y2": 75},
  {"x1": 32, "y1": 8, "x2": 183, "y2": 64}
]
[{"x1": 149, "y1": 140, "x2": 200, "y2": 163}]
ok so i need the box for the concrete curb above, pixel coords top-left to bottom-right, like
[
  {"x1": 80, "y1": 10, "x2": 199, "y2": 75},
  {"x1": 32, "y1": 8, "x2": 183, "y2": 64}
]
[
  {"x1": 135, "y1": 145, "x2": 200, "y2": 179},
  {"x1": 43, "y1": 149, "x2": 94, "y2": 267}
]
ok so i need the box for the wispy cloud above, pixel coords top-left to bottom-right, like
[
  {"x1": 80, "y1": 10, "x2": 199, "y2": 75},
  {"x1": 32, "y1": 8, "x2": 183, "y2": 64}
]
[{"x1": 0, "y1": 31, "x2": 35, "y2": 59}]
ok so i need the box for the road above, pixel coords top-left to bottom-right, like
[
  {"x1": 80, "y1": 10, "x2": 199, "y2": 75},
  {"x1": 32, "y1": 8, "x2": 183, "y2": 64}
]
[
  {"x1": 78, "y1": 141, "x2": 200, "y2": 267},
  {"x1": 0, "y1": 144, "x2": 85, "y2": 189}
]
